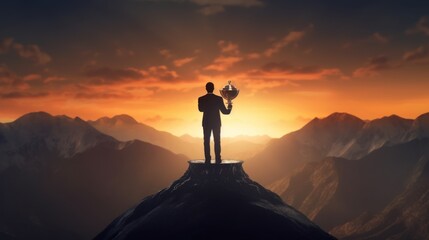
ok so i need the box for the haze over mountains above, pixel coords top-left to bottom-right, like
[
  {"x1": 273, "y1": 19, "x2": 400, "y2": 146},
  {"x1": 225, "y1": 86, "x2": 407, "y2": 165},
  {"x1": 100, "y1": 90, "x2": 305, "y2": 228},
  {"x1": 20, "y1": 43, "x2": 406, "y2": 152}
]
[
  {"x1": 1, "y1": 111, "x2": 429, "y2": 239},
  {"x1": 89, "y1": 114, "x2": 270, "y2": 160}
]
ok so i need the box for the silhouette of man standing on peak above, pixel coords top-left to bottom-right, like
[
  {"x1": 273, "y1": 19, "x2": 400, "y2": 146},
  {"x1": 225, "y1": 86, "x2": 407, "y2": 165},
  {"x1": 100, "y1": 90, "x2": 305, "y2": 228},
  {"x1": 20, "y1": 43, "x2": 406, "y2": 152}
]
[{"x1": 198, "y1": 82, "x2": 232, "y2": 164}]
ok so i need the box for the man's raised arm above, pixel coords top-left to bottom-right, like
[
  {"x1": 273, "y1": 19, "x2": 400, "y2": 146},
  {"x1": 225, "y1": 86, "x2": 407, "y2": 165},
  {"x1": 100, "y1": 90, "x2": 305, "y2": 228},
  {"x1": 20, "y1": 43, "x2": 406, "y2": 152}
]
[{"x1": 219, "y1": 98, "x2": 232, "y2": 114}]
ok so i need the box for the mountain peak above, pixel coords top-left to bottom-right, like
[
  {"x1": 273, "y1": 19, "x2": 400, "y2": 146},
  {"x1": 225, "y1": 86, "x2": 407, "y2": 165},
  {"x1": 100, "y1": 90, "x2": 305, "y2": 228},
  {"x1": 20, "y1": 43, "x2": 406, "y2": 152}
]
[
  {"x1": 95, "y1": 160, "x2": 335, "y2": 240},
  {"x1": 111, "y1": 114, "x2": 138, "y2": 124},
  {"x1": 303, "y1": 112, "x2": 364, "y2": 131},
  {"x1": 15, "y1": 111, "x2": 55, "y2": 122},
  {"x1": 416, "y1": 112, "x2": 429, "y2": 121},
  {"x1": 325, "y1": 112, "x2": 363, "y2": 123},
  {"x1": 93, "y1": 114, "x2": 138, "y2": 125}
]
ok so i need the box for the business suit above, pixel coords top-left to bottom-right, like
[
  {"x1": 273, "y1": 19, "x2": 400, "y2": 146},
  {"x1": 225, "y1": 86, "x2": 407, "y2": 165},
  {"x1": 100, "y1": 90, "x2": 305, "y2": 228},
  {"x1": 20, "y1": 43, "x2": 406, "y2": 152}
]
[{"x1": 198, "y1": 93, "x2": 231, "y2": 163}]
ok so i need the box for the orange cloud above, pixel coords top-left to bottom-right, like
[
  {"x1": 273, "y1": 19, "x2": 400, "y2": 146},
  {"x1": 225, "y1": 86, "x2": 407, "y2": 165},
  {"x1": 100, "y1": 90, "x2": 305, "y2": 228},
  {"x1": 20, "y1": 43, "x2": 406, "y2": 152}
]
[
  {"x1": 204, "y1": 56, "x2": 243, "y2": 71},
  {"x1": 159, "y1": 49, "x2": 172, "y2": 58},
  {"x1": 204, "y1": 40, "x2": 243, "y2": 71},
  {"x1": 264, "y1": 30, "x2": 306, "y2": 57},
  {"x1": 403, "y1": 46, "x2": 428, "y2": 61},
  {"x1": 173, "y1": 57, "x2": 195, "y2": 67},
  {"x1": 353, "y1": 55, "x2": 395, "y2": 77},
  {"x1": 218, "y1": 40, "x2": 240, "y2": 54},
  {"x1": 246, "y1": 61, "x2": 345, "y2": 81},
  {"x1": 85, "y1": 67, "x2": 145, "y2": 85}
]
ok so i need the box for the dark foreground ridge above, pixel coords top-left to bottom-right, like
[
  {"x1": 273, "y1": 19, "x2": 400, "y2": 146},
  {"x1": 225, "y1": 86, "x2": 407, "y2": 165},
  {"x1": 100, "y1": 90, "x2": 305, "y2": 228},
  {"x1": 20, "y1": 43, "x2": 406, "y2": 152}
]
[{"x1": 95, "y1": 160, "x2": 336, "y2": 240}]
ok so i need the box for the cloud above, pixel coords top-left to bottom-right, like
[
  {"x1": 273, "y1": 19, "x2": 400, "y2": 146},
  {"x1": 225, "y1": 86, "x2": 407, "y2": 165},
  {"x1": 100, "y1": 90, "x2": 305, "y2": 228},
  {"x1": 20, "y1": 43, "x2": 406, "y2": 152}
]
[
  {"x1": 0, "y1": 91, "x2": 49, "y2": 99},
  {"x1": 204, "y1": 40, "x2": 243, "y2": 71},
  {"x1": 44, "y1": 76, "x2": 66, "y2": 83},
  {"x1": 246, "y1": 52, "x2": 261, "y2": 59},
  {"x1": 116, "y1": 48, "x2": 135, "y2": 57},
  {"x1": 264, "y1": 30, "x2": 307, "y2": 57},
  {"x1": 218, "y1": 40, "x2": 240, "y2": 55},
  {"x1": 191, "y1": 0, "x2": 263, "y2": 7},
  {"x1": 75, "y1": 91, "x2": 132, "y2": 99},
  {"x1": 204, "y1": 56, "x2": 243, "y2": 71},
  {"x1": 23, "y1": 74, "x2": 42, "y2": 82},
  {"x1": 0, "y1": 38, "x2": 52, "y2": 64},
  {"x1": 0, "y1": 66, "x2": 19, "y2": 85},
  {"x1": 159, "y1": 49, "x2": 172, "y2": 58},
  {"x1": 371, "y1": 32, "x2": 389, "y2": 44},
  {"x1": 85, "y1": 67, "x2": 146, "y2": 84},
  {"x1": 198, "y1": 5, "x2": 225, "y2": 15},
  {"x1": 190, "y1": 0, "x2": 264, "y2": 15},
  {"x1": 141, "y1": 0, "x2": 264, "y2": 15},
  {"x1": 353, "y1": 55, "x2": 395, "y2": 77},
  {"x1": 245, "y1": 61, "x2": 345, "y2": 81},
  {"x1": 147, "y1": 65, "x2": 179, "y2": 81},
  {"x1": 406, "y1": 16, "x2": 429, "y2": 36},
  {"x1": 0, "y1": 38, "x2": 14, "y2": 53},
  {"x1": 12, "y1": 43, "x2": 51, "y2": 65},
  {"x1": 173, "y1": 57, "x2": 195, "y2": 67},
  {"x1": 342, "y1": 32, "x2": 389, "y2": 49},
  {"x1": 403, "y1": 46, "x2": 428, "y2": 61}
]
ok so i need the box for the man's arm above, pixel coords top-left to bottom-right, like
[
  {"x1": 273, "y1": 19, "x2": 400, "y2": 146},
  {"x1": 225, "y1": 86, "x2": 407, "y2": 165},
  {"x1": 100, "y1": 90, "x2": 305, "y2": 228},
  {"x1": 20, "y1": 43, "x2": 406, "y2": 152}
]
[
  {"x1": 198, "y1": 97, "x2": 204, "y2": 112},
  {"x1": 219, "y1": 98, "x2": 232, "y2": 114}
]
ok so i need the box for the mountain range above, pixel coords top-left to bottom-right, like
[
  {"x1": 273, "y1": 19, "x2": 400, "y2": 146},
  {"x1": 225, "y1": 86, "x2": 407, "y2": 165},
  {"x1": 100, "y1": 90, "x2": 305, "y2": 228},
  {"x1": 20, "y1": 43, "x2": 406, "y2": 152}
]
[
  {"x1": 246, "y1": 112, "x2": 429, "y2": 184},
  {"x1": 244, "y1": 112, "x2": 429, "y2": 239},
  {"x1": 1, "y1": 111, "x2": 429, "y2": 239},
  {"x1": 0, "y1": 112, "x2": 187, "y2": 239}
]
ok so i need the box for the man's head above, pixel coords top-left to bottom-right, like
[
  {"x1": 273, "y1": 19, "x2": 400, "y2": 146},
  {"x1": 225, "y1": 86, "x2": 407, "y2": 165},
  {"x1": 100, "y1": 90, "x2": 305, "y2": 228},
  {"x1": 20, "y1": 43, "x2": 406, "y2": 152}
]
[{"x1": 205, "y1": 82, "x2": 214, "y2": 93}]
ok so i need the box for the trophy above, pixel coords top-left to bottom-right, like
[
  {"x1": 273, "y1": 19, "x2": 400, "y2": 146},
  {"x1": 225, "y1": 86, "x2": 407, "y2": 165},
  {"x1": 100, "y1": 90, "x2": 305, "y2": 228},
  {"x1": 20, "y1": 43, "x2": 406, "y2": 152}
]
[{"x1": 220, "y1": 80, "x2": 239, "y2": 106}]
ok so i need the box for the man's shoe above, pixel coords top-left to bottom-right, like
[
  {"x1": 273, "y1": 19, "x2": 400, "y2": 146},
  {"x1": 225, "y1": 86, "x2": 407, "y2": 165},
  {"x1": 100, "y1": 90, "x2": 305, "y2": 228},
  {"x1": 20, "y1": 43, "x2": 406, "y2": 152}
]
[
  {"x1": 205, "y1": 159, "x2": 211, "y2": 164},
  {"x1": 215, "y1": 159, "x2": 222, "y2": 164}
]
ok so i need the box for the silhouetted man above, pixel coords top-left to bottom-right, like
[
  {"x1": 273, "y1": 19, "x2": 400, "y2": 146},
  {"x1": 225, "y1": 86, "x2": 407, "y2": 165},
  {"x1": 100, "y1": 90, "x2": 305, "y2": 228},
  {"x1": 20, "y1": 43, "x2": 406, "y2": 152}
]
[{"x1": 198, "y1": 82, "x2": 232, "y2": 164}]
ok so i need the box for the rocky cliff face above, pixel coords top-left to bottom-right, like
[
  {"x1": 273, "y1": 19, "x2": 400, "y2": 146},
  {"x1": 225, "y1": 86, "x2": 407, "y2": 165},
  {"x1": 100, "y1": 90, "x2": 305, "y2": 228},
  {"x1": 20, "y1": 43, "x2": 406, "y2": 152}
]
[{"x1": 95, "y1": 160, "x2": 336, "y2": 240}]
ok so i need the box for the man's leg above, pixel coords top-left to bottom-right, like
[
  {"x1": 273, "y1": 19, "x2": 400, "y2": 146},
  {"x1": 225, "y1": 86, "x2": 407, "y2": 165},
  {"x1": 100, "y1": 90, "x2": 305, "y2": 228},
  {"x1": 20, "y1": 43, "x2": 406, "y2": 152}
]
[
  {"x1": 213, "y1": 125, "x2": 221, "y2": 163},
  {"x1": 203, "y1": 126, "x2": 212, "y2": 164}
]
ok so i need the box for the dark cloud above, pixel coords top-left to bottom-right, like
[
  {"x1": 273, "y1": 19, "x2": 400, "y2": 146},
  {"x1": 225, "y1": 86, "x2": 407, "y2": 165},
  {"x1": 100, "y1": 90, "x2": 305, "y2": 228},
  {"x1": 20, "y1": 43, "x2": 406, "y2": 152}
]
[
  {"x1": 85, "y1": 65, "x2": 180, "y2": 85},
  {"x1": 0, "y1": 91, "x2": 49, "y2": 99},
  {"x1": 244, "y1": 61, "x2": 344, "y2": 82},
  {"x1": 403, "y1": 46, "x2": 428, "y2": 61},
  {"x1": 147, "y1": 65, "x2": 179, "y2": 81},
  {"x1": 0, "y1": 38, "x2": 51, "y2": 64},
  {"x1": 12, "y1": 43, "x2": 51, "y2": 65},
  {"x1": 75, "y1": 92, "x2": 132, "y2": 99},
  {"x1": 406, "y1": 16, "x2": 429, "y2": 36},
  {"x1": 260, "y1": 61, "x2": 320, "y2": 74},
  {"x1": 141, "y1": 0, "x2": 264, "y2": 15},
  {"x1": 353, "y1": 55, "x2": 395, "y2": 77},
  {"x1": 85, "y1": 67, "x2": 146, "y2": 84},
  {"x1": 264, "y1": 30, "x2": 307, "y2": 57},
  {"x1": 0, "y1": 66, "x2": 19, "y2": 85}
]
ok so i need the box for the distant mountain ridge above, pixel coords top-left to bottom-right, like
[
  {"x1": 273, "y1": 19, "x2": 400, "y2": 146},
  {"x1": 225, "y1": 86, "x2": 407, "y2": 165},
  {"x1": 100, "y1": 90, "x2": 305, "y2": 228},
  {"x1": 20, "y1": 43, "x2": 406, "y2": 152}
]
[
  {"x1": 275, "y1": 138, "x2": 429, "y2": 239},
  {"x1": 246, "y1": 112, "x2": 429, "y2": 184},
  {"x1": 0, "y1": 112, "x2": 188, "y2": 239}
]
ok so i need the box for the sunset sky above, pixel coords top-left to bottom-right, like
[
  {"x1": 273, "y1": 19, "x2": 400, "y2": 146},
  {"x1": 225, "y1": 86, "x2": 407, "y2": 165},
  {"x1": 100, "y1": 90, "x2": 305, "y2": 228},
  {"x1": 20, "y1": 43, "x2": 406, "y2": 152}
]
[{"x1": 1, "y1": 0, "x2": 429, "y2": 137}]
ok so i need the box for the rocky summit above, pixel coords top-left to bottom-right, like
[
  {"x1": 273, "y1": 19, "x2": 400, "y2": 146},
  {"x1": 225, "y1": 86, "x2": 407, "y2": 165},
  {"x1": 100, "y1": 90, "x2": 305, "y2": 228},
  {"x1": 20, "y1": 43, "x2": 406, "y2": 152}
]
[{"x1": 95, "y1": 160, "x2": 336, "y2": 240}]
